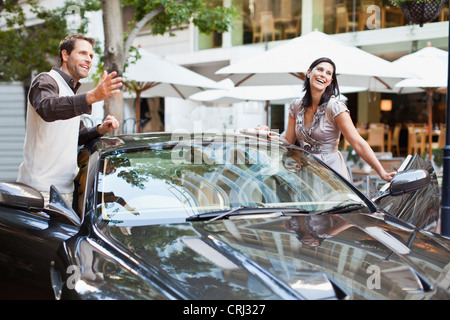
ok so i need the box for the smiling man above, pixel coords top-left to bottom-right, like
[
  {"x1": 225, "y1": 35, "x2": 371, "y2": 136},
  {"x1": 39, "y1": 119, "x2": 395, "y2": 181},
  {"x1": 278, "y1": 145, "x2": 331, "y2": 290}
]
[{"x1": 17, "y1": 34, "x2": 123, "y2": 206}]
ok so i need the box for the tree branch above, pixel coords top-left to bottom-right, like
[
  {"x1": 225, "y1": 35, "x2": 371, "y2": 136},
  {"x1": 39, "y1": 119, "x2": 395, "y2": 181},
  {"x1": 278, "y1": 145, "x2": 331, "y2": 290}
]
[
  {"x1": 123, "y1": 6, "x2": 164, "y2": 63},
  {"x1": 0, "y1": 0, "x2": 18, "y2": 13}
]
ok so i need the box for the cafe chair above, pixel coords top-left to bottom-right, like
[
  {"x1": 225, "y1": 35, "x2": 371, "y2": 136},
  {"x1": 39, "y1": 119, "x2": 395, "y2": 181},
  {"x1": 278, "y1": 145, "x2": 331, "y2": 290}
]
[
  {"x1": 284, "y1": 16, "x2": 302, "y2": 39},
  {"x1": 440, "y1": 6, "x2": 449, "y2": 21},
  {"x1": 255, "y1": 11, "x2": 281, "y2": 42},
  {"x1": 406, "y1": 124, "x2": 422, "y2": 155},
  {"x1": 367, "y1": 123, "x2": 385, "y2": 152},
  {"x1": 432, "y1": 127, "x2": 446, "y2": 150},
  {"x1": 335, "y1": 3, "x2": 358, "y2": 33},
  {"x1": 390, "y1": 123, "x2": 402, "y2": 157}
]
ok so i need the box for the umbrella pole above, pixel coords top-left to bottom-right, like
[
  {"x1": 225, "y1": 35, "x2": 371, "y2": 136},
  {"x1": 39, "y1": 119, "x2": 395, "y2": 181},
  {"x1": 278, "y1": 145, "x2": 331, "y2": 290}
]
[
  {"x1": 426, "y1": 89, "x2": 433, "y2": 160},
  {"x1": 136, "y1": 90, "x2": 141, "y2": 133}
]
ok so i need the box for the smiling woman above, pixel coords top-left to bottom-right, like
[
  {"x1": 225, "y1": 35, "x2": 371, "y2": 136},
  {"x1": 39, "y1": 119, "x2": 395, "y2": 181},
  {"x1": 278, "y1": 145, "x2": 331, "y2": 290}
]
[
  {"x1": 306, "y1": 61, "x2": 335, "y2": 100},
  {"x1": 271, "y1": 57, "x2": 396, "y2": 184}
]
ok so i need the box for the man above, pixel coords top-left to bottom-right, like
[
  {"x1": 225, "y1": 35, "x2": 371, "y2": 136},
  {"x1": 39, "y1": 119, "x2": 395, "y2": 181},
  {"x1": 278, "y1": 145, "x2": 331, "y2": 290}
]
[{"x1": 17, "y1": 34, "x2": 123, "y2": 206}]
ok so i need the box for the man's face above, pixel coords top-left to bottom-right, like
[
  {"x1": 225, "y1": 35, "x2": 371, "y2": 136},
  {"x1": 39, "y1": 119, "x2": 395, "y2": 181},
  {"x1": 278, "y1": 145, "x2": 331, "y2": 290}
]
[{"x1": 62, "y1": 39, "x2": 94, "y2": 84}]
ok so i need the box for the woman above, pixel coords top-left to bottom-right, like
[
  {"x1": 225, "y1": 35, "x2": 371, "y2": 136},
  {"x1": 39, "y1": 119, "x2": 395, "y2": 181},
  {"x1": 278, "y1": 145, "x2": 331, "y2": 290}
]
[{"x1": 260, "y1": 57, "x2": 395, "y2": 182}]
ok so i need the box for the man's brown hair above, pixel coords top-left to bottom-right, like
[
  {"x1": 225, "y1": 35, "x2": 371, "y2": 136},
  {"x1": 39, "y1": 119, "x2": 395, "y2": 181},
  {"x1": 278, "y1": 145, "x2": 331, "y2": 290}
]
[{"x1": 59, "y1": 34, "x2": 95, "y2": 66}]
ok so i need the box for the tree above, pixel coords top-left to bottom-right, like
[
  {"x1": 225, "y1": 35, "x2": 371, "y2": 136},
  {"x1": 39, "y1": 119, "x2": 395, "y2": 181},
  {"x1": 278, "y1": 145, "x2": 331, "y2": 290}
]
[
  {"x1": 102, "y1": 0, "x2": 125, "y2": 130},
  {"x1": 0, "y1": 0, "x2": 236, "y2": 132},
  {"x1": 0, "y1": 0, "x2": 95, "y2": 83},
  {"x1": 100, "y1": 0, "x2": 236, "y2": 133}
]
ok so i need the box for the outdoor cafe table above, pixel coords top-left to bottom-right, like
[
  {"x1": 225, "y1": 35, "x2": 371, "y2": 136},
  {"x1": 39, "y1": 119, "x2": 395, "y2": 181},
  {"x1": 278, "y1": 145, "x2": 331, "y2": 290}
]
[
  {"x1": 351, "y1": 168, "x2": 380, "y2": 198},
  {"x1": 351, "y1": 157, "x2": 404, "y2": 198}
]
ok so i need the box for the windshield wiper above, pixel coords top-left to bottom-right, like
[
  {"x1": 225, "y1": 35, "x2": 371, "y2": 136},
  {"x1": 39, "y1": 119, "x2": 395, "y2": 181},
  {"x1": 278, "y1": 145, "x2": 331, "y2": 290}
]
[
  {"x1": 315, "y1": 203, "x2": 367, "y2": 215},
  {"x1": 186, "y1": 206, "x2": 309, "y2": 222}
]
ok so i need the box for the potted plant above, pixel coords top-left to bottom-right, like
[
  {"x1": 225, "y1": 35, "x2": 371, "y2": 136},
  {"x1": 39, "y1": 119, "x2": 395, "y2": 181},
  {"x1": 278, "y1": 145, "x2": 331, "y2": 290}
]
[
  {"x1": 390, "y1": 0, "x2": 448, "y2": 26},
  {"x1": 345, "y1": 146, "x2": 360, "y2": 166}
]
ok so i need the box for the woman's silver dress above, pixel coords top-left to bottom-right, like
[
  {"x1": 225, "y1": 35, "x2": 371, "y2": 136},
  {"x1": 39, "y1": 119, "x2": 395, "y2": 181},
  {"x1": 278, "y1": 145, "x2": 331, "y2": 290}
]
[{"x1": 289, "y1": 96, "x2": 350, "y2": 180}]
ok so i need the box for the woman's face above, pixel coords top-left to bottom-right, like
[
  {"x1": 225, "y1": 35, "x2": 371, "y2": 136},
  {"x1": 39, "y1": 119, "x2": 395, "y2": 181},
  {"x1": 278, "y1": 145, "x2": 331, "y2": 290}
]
[{"x1": 307, "y1": 62, "x2": 334, "y2": 93}]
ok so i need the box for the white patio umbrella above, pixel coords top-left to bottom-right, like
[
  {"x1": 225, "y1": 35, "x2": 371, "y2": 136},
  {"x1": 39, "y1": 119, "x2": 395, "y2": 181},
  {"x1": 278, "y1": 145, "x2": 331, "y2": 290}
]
[
  {"x1": 393, "y1": 44, "x2": 448, "y2": 159},
  {"x1": 189, "y1": 80, "x2": 304, "y2": 125},
  {"x1": 81, "y1": 48, "x2": 227, "y2": 131},
  {"x1": 394, "y1": 45, "x2": 448, "y2": 89},
  {"x1": 122, "y1": 48, "x2": 227, "y2": 130},
  {"x1": 190, "y1": 80, "x2": 362, "y2": 125},
  {"x1": 189, "y1": 80, "x2": 303, "y2": 104},
  {"x1": 216, "y1": 30, "x2": 415, "y2": 91},
  {"x1": 189, "y1": 81, "x2": 361, "y2": 104}
]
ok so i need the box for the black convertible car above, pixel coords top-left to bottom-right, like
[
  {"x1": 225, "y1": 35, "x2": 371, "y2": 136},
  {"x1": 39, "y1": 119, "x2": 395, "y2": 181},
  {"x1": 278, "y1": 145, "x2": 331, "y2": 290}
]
[{"x1": 0, "y1": 132, "x2": 449, "y2": 300}]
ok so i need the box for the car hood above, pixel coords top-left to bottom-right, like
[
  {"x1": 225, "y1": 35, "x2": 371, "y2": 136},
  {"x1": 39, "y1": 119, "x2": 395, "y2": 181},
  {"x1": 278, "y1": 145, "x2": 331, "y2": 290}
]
[{"x1": 91, "y1": 212, "x2": 450, "y2": 300}]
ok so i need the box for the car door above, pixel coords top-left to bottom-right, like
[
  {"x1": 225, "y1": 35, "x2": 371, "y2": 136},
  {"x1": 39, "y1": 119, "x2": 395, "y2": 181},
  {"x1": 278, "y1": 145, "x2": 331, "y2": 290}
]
[
  {"x1": 373, "y1": 154, "x2": 441, "y2": 231},
  {"x1": 0, "y1": 183, "x2": 80, "y2": 292}
]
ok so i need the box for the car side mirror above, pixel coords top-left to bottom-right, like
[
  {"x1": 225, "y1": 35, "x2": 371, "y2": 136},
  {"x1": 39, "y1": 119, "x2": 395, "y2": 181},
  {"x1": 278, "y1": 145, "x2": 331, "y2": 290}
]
[
  {"x1": 389, "y1": 169, "x2": 430, "y2": 196},
  {"x1": 0, "y1": 182, "x2": 44, "y2": 209},
  {"x1": 0, "y1": 182, "x2": 81, "y2": 227}
]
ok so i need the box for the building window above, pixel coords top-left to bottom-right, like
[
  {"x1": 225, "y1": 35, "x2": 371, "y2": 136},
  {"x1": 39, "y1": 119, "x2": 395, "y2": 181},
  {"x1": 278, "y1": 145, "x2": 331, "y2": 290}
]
[
  {"x1": 327, "y1": 0, "x2": 405, "y2": 33},
  {"x1": 204, "y1": 0, "x2": 448, "y2": 49},
  {"x1": 242, "y1": 0, "x2": 302, "y2": 44}
]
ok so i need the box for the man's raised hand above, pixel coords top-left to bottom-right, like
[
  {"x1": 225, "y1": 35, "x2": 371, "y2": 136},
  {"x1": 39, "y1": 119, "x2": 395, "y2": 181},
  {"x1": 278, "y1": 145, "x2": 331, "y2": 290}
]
[{"x1": 86, "y1": 71, "x2": 123, "y2": 105}]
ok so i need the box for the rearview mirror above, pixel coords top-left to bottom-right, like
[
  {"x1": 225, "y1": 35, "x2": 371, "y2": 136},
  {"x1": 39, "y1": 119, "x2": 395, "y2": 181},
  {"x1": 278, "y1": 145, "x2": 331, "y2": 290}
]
[{"x1": 389, "y1": 169, "x2": 430, "y2": 196}]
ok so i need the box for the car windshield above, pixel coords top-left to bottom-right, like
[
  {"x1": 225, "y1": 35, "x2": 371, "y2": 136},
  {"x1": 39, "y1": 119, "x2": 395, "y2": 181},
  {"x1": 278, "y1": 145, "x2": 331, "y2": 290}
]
[{"x1": 97, "y1": 138, "x2": 369, "y2": 226}]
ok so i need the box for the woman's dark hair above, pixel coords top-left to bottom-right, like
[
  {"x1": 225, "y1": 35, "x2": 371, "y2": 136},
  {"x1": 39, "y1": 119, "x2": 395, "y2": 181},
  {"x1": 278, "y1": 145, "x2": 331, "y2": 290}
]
[
  {"x1": 300, "y1": 57, "x2": 340, "y2": 108},
  {"x1": 59, "y1": 34, "x2": 95, "y2": 66}
]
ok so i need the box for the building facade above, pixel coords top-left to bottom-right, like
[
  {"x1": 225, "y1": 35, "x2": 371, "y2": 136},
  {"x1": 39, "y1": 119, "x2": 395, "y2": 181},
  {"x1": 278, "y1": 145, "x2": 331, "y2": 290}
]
[
  {"x1": 126, "y1": 0, "x2": 448, "y2": 134},
  {"x1": 1, "y1": 0, "x2": 448, "y2": 181}
]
